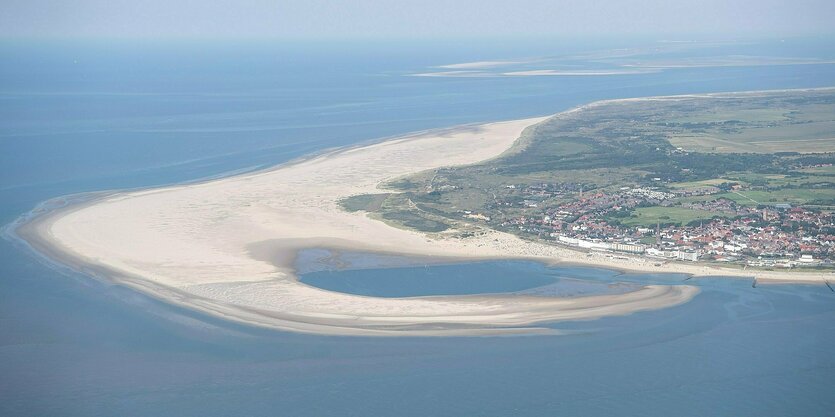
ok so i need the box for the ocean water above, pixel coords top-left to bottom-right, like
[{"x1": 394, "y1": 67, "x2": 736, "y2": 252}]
[{"x1": 2, "y1": 37, "x2": 835, "y2": 416}]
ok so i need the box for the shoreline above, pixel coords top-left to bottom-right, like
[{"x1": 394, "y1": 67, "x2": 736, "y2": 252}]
[{"x1": 9, "y1": 90, "x2": 834, "y2": 336}]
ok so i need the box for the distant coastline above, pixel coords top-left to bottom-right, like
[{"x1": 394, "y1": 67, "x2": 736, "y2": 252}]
[{"x1": 9, "y1": 89, "x2": 835, "y2": 336}]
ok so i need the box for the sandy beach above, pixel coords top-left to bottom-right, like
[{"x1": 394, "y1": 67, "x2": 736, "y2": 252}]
[{"x1": 12, "y1": 99, "x2": 833, "y2": 336}]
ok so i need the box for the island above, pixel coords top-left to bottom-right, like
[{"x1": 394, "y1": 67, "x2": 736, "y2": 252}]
[{"x1": 12, "y1": 88, "x2": 835, "y2": 336}]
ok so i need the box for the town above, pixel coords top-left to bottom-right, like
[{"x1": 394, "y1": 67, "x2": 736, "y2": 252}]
[
  {"x1": 469, "y1": 181, "x2": 835, "y2": 269},
  {"x1": 377, "y1": 90, "x2": 835, "y2": 271}
]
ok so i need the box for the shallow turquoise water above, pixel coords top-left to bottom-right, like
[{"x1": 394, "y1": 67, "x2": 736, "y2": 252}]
[{"x1": 2, "y1": 38, "x2": 835, "y2": 416}]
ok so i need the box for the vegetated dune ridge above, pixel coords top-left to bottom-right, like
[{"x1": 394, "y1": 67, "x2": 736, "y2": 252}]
[{"x1": 16, "y1": 92, "x2": 827, "y2": 336}]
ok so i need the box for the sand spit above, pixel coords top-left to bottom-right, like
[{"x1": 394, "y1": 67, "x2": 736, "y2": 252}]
[{"x1": 14, "y1": 94, "x2": 832, "y2": 336}]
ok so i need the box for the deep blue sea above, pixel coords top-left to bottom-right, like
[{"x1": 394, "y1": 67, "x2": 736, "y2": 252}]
[{"x1": 2, "y1": 37, "x2": 835, "y2": 416}]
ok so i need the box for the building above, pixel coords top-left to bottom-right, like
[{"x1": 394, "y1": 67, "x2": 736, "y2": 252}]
[
  {"x1": 798, "y1": 254, "x2": 816, "y2": 263},
  {"x1": 611, "y1": 243, "x2": 646, "y2": 254},
  {"x1": 676, "y1": 251, "x2": 700, "y2": 262}
]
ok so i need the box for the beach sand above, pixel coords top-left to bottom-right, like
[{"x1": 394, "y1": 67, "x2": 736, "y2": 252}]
[{"x1": 14, "y1": 98, "x2": 832, "y2": 336}]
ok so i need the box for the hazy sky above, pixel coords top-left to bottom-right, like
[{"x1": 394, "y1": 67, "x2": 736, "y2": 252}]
[{"x1": 2, "y1": 0, "x2": 834, "y2": 39}]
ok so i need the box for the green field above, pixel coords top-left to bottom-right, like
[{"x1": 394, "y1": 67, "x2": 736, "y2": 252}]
[
  {"x1": 378, "y1": 209, "x2": 450, "y2": 233},
  {"x1": 339, "y1": 193, "x2": 390, "y2": 212},
  {"x1": 714, "y1": 189, "x2": 835, "y2": 206},
  {"x1": 668, "y1": 178, "x2": 732, "y2": 188},
  {"x1": 666, "y1": 108, "x2": 791, "y2": 124},
  {"x1": 669, "y1": 169, "x2": 835, "y2": 207},
  {"x1": 798, "y1": 165, "x2": 835, "y2": 175},
  {"x1": 663, "y1": 94, "x2": 835, "y2": 153},
  {"x1": 668, "y1": 130, "x2": 835, "y2": 154},
  {"x1": 619, "y1": 206, "x2": 730, "y2": 227}
]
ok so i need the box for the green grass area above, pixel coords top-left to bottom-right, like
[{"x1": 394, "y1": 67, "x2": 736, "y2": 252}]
[
  {"x1": 668, "y1": 178, "x2": 734, "y2": 188},
  {"x1": 666, "y1": 108, "x2": 790, "y2": 124},
  {"x1": 619, "y1": 206, "x2": 729, "y2": 227},
  {"x1": 667, "y1": 119, "x2": 835, "y2": 153},
  {"x1": 378, "y1": 209, "x2": 449, "y2": 233},
  {"x1": 529, "y1": 138, "x2": 592, "y2": 157},
  {"x1": 726, "y1": 172, "x2": 835, "y2": 188},
  {"x1": 714, "y1": 188, "x2": 835, "y2": 206},
  {"x1": 798, "y1": 165, "x2": 835, "y2": 175},
  {"x1": 371, "y1": 194, "x2": 451, "y2": 233},
  {"x1": 339, "y1": 193, "x2": 391, "y2": 212},
  {"x1": 662, "y1": 95, "x2": 835, "y2": 154},
  {"x1": 340, "y1": 192, "x2": 452, "y2": 232},
  {"x1": 670, "y1": 171, "x2": 835, "y2": 191}
]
